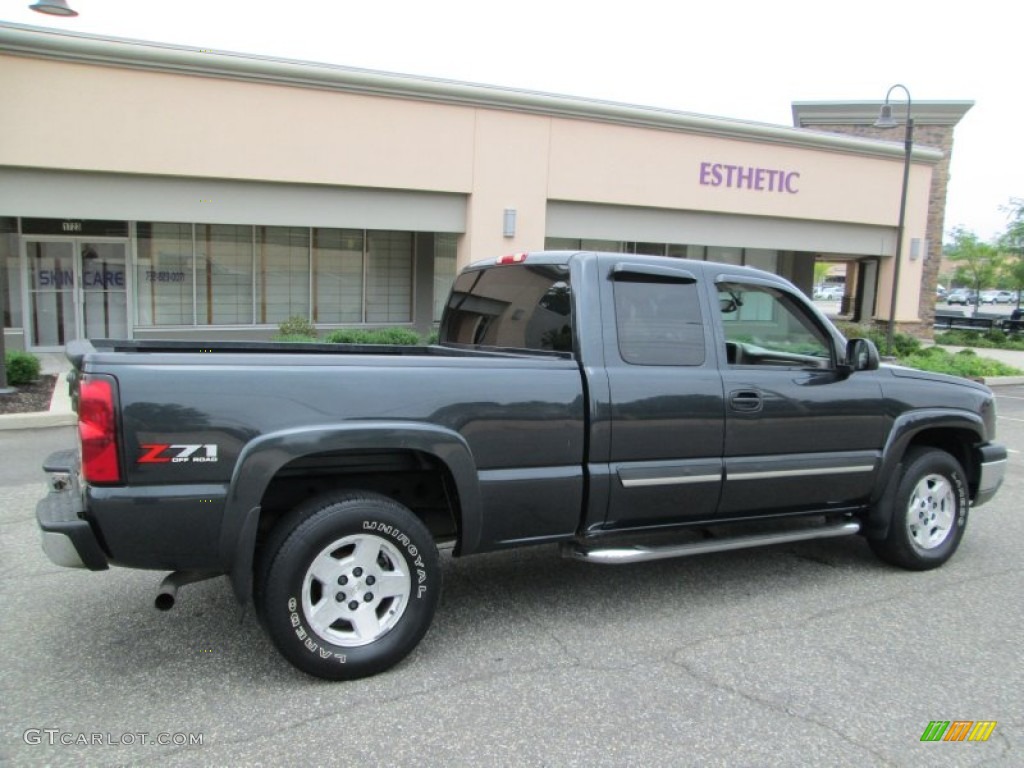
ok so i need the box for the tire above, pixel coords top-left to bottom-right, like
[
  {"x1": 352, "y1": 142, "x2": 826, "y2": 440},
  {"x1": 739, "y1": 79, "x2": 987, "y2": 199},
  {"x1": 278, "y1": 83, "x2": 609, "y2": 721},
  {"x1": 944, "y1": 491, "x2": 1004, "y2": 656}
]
[
  {"x1": 869, "y1": 447, "x2": 969, "y2": 571},
  {"x1": 257, "y1": 492, "x2": 441, "y2": 680}
]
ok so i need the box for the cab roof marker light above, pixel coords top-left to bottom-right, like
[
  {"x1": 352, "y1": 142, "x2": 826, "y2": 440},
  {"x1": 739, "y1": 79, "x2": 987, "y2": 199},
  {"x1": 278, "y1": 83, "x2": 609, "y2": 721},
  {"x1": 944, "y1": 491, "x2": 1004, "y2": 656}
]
[{"x1": 497, "y1": 253, "x2": 529, "y2": 265}]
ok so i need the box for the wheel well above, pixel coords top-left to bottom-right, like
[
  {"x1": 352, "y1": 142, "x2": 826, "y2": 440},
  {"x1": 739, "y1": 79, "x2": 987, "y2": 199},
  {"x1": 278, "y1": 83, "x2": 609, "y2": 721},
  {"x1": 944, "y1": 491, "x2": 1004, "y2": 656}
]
[
  {"x1": 254, "y1": 449, "x2": 460, "y2": 553},
  {"x1": 905, "y1": 428, "x2": 979, "y2": 492}
]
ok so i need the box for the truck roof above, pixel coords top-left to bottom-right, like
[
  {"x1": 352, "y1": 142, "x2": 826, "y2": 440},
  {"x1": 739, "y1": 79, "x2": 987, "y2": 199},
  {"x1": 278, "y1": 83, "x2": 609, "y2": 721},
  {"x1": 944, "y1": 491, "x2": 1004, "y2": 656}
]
[{"x1": 467, "y1": 250, "x2": 791, "y2": 285}]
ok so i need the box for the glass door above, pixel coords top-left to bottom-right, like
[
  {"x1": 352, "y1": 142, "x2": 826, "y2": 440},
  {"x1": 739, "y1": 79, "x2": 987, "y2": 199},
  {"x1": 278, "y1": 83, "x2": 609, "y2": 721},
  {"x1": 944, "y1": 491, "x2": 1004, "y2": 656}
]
[
  {"x1": 27, "y1": 240, "x2": 77, "y2": 348},
  {"x1": 80, "y1": 242, "x2": 128, "y2": 339},
  {"x1": 26, "y1": 238, "x2": 129, "y2": 349}
]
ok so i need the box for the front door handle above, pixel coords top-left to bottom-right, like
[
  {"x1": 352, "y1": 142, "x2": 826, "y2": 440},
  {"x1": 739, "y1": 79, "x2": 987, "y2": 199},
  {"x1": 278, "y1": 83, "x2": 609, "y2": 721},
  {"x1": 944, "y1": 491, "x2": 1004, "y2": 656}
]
[{"x1": 729, "y1": 390, "x2": 763, "y2": 413}]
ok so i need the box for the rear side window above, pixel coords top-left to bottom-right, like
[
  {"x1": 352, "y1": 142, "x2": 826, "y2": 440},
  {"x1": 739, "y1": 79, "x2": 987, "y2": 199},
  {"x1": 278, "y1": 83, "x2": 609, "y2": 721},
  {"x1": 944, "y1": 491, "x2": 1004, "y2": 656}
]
[
  {"x1": 441, "y1": 265, "x2": 573, "y2": 353},
  {"x1": 613, "y1": 278, "x2": 705, "y2": 365}
]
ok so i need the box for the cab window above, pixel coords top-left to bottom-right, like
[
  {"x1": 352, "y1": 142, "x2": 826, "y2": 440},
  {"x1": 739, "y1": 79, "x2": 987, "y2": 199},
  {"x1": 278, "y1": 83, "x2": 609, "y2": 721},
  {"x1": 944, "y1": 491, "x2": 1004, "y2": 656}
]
[
  {"x1": 614, "y1": 278, "x2": 705, "y2": 366},
  {"x1": 717, "y1": 282, "x2": 832, "y2": 367},
  {"x1": 442, "y1": 265, "x2": 573, "y2": 353}
]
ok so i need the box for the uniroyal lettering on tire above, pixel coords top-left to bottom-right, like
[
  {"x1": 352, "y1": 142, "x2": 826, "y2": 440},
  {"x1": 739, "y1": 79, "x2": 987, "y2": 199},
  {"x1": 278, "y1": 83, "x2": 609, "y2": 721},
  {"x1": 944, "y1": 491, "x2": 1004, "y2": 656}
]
[{"x1": 257, "y1": 492, "x2": 441, "y2": 681}]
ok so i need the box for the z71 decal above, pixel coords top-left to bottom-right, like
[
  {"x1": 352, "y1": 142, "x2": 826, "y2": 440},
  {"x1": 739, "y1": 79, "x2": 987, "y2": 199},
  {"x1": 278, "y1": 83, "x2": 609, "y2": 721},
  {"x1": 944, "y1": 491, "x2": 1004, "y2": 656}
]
[{"x1": 138, "y1": 444, "x2": 219, "y2": 464}]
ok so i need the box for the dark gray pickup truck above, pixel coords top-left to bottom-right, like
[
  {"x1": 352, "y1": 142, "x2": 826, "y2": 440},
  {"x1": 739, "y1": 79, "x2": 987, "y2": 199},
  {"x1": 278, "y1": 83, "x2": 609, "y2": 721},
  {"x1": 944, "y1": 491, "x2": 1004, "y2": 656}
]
[{"x1": 38, "y1": 251, "x2": 1007, "y2": 679}]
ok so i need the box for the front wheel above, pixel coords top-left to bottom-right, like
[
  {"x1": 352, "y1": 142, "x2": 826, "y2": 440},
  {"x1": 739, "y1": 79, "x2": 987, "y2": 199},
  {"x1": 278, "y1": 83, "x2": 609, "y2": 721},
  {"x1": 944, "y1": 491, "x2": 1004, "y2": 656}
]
[
  {"x1": 869, "y1": 447, "x2": 969, "y2": 570},
  {"x1": 258, "y1": 492, "x2": 441, "y2": 680}
]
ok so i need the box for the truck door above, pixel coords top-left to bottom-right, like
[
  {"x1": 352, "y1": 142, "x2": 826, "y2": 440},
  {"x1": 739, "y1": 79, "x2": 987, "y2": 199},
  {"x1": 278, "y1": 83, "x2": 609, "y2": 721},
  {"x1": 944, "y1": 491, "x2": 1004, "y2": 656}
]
[
  {"x1": 598, "y1": 261, "x2": 725, "y2": 532},
  {"x1": 713, "y1": 277, "x2": 886, "y2": 516}
]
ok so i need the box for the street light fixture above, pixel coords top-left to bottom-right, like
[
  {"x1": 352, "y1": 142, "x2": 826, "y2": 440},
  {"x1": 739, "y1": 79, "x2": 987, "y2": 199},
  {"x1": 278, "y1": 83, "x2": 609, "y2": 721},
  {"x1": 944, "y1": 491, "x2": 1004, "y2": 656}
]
[
  {"x1": 874, "y1": 84, "x2": 914, "y2": 356},
  {"x1": 29, "y1": 0, "x2": 78, "y2": 16}
]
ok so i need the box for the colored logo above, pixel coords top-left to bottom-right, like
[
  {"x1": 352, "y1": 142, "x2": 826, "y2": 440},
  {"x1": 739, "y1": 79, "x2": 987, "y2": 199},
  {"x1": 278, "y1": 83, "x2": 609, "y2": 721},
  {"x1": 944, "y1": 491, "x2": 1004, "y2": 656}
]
[
  {"x1": 138, "y1": 444, "x2": 219, "y2": 464},
  {"x1": 920, "y1": 721, "x2": 997, "y2": 742}
]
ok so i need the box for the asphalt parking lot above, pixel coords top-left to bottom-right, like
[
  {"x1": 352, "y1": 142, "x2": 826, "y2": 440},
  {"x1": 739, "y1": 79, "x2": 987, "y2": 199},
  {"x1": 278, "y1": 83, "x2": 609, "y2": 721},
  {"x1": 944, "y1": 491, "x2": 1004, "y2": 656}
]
[{"x1": 1, "y1": 410, "x2": 1021, "y2": 767}]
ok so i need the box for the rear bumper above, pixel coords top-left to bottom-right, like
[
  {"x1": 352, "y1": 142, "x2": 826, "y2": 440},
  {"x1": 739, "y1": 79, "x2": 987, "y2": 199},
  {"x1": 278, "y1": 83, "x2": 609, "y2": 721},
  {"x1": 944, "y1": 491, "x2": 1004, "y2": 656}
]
[
  {"x1": 974, "y1": 442, "x2": 1007, "y2": 508},
  {"x1": 36, "y1": 450, "x2": 108, "y2": 570}
]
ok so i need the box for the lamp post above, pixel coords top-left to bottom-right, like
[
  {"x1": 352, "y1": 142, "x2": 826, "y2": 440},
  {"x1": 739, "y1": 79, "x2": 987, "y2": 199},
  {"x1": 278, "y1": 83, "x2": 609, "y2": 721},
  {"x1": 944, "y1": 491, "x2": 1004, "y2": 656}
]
[{"x1": 874, "y1": 84, "x2": 914, "y2": 357}]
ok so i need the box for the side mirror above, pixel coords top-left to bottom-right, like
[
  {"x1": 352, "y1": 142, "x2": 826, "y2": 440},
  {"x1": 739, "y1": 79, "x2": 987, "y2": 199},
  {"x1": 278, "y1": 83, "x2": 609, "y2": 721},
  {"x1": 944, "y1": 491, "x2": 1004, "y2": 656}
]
[{"x1": 846, "y1": 338, "x2": 880, "y2": 372}]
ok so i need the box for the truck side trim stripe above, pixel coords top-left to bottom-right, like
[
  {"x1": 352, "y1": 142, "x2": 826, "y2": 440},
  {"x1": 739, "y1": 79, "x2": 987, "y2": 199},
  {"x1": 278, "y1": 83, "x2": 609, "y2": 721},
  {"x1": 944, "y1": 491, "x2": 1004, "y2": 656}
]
[
  {"x1": 729, "y1": 465, "x2": 875, "y2": 481},
  {"x1": 621, "y1": 474, "x2": 721, "y2": 488}
]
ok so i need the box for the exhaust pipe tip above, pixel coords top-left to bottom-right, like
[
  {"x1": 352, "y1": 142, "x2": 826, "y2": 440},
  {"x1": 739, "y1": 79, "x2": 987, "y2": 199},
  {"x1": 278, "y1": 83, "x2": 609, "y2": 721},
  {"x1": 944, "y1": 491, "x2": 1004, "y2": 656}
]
[
  {"x1": 154, "y1": 591, "x2": 175, "y2": 611},
  {"x1": 154, "y1": 570, "x2": 221, "y2": 611}
]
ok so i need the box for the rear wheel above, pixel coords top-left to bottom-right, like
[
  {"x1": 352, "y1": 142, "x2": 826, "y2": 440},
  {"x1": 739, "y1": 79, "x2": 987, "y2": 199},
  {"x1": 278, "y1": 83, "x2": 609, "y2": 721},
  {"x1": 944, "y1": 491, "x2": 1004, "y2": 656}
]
[
  {"x1": 869, "y1": 447, "x2": 969, "y2": 570},
  {"x1": 257, "y1": 492, "x2": 440, "y2": 680}
]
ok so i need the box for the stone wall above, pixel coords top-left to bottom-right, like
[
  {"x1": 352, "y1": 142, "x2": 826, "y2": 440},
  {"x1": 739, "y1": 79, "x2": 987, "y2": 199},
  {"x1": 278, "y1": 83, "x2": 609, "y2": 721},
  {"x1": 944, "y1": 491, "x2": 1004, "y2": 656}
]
[{"x1": 797, "y1": 119, "x2": 961, "y2": 338}]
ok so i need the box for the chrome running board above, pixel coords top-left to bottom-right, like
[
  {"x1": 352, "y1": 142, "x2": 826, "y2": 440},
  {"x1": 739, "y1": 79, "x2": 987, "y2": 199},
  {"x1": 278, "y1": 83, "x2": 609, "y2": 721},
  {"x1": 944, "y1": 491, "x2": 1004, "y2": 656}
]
[{"x1": 561, "y1": 520, "x2": 861, "y2": 565}]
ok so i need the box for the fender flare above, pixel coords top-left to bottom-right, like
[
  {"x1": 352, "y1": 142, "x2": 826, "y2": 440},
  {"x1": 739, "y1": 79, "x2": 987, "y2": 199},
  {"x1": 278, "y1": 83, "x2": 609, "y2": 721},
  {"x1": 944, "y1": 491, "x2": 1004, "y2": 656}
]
[
  {"x1": 219, "y1": 422, "x2": 482, "y2": 603},
  {"x1": 865, "y1": 408, "x2": 984, "y2": 539}
]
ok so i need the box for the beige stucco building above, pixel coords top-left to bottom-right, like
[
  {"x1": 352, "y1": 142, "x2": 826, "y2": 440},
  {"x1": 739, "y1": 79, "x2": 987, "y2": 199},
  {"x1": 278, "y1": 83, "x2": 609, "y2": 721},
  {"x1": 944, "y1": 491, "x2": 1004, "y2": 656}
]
[{"x1": 0, "y1": 22, "x2": 970, "y2": 350}]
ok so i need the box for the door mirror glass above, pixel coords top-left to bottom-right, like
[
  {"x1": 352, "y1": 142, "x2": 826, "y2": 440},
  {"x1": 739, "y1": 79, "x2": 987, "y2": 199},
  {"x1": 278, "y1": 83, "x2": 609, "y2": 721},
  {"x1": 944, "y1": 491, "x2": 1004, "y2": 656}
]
[{"x1": 846, "y1": 338, "x2": 880, "y2": 371}]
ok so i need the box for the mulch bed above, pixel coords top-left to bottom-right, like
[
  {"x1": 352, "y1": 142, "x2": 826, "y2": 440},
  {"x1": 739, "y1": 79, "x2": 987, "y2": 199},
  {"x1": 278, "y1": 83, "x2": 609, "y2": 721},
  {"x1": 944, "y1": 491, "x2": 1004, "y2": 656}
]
[{"x1": 0, "y1": 375, "x2": 58, "y2": 415}]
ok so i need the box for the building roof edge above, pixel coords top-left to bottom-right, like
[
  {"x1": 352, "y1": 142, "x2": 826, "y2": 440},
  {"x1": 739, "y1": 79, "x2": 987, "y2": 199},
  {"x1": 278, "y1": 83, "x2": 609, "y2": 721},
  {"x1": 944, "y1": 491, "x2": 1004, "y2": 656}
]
[
  {"x1": 792, "y1": 100, "x2": 974, "y2": 127},
  {"x1": 1, "y1": 22, "x2": 943, "y2": 164}
]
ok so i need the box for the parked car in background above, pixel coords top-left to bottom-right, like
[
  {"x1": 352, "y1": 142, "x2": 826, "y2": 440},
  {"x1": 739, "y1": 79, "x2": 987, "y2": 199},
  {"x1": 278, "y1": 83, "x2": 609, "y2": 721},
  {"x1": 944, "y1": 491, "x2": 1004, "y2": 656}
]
[
  {"x1": 979, "y1": 291, "x2": 1000, "y2": 305},
  {"x1": 947, "y1": 289, "x2": 977, "y2": 306},
  {"x1": 994, "y1": 290, "x2": 1017, "y2": 304},
  {"x1": 814, "y1": 284, "x2": 844, "y2": 301}
]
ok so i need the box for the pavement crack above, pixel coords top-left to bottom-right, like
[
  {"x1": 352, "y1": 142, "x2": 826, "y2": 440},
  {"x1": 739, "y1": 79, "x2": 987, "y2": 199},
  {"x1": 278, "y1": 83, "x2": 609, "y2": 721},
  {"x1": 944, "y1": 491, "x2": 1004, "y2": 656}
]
[{"x1": 671, "y1": 653, "x2": 899, "y2": 767}]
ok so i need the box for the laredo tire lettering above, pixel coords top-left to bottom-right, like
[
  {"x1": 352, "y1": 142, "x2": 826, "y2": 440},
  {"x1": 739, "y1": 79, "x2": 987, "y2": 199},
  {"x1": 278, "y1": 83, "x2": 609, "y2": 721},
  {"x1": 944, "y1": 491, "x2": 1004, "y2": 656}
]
[{"x1": 258, "y1": 492, "x2": 441, "y2": 681}]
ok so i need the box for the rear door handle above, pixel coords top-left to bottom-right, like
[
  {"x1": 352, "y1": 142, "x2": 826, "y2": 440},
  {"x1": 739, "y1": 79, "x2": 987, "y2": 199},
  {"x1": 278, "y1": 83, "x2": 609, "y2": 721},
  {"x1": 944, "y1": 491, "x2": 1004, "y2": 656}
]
[{"x1": 729, "y1": 390, "x2": 763, "y2": 413}]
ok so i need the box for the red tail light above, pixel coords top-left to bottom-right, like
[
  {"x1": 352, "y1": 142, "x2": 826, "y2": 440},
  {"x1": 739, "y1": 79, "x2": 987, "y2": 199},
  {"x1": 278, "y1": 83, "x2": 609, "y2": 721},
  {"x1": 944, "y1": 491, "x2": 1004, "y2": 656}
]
[
  {"x1": 497, "y1": 253, "x2": 528, "y2": 265},
  {"x1": 78, "y1": 377, "x2": 121, "y2": 484}
]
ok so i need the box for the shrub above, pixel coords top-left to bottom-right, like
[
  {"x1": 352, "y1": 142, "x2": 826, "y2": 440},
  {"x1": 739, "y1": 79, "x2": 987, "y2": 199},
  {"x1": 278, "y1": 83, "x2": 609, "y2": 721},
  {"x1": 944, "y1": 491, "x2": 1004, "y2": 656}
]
[
  {"x1": 836, "y1": 322, "x2": 1021, "y2": 379},
  {"x1": 5, "y1": 350, "x2": 42, "y2": 386},
  {"x1": 934, "y1": 330, "x2": 1024, "y2": 351},
  {"x1": 275, "y1": 316, "x2": 317, "y2": 341},
  {"x1": 324, "y1": 328, "x2": 422, "y2": 345},
  {"x1": 900, "y1": 347, "x2": 1021, "y2": 379},
  {"x1": 835, "y1": 322, "x2": 921, "y2": 358}
]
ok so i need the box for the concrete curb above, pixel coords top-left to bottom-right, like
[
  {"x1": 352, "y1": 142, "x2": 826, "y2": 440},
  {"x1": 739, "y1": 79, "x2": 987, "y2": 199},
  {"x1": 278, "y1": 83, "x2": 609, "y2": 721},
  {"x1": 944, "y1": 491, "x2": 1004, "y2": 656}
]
[
  {"x1": 0, "y1": 371, "x2": 75, "y2": 431},
  {"x1": 981, "y1": 376, "x2": 1024, "y2": 387}
]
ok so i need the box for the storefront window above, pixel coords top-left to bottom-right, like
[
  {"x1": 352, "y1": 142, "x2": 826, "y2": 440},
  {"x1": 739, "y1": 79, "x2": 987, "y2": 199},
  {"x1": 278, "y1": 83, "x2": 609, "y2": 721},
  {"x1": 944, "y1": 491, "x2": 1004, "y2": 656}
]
[
  {"x1": 707, "y1": 246, "x2": 742, "y2": 265},
  {"x1": 256, "y1": 226, "x2": 309, "y2": 324},
  {"x1": 313, "y1": 228, "x2": 363, "y2": 323},
  {"x1": 196, "y1": 224, "x2": 253, "y2": 325},
  {"x1": 744, "y1": 248, "x2": 778, "y2": 272},
  {"x1": 633, "y1": 242, "x2": 667, "y2": 256},
  {"x1": 366, "y1": 231, "x2": 413, "y2": 323},
  {"x1": 1, "y1": 217, "x2": 20, "y2": 329},
  {"x1": 545, "y1": 237, "x2": 580, "y2": 250},
  {"x1": 136, "y1": 222, "x2": 194, "y2": 326},
  {"x1": 433, "y1": 234, "x2": 457, "y2": 323},
  {"x1": 582, "y1": 239, "x2": 623, "y2": 252}
]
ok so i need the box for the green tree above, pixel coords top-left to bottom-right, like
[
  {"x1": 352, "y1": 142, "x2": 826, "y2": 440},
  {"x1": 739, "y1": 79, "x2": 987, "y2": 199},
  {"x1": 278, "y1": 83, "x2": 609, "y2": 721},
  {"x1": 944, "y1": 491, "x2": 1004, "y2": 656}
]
[
  {"x1": 998, "y1": 198, "x2": 1024, "y2": 251},
  {"x1": 946, "y1": 227, "x2": 1003, "y2": 311},
  {"x1": 997, "y1": 199, "x2": 1024, "y2": 307},
  {"x1": 813, "y1": 262, "x2": 831, "y2": 286}
]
